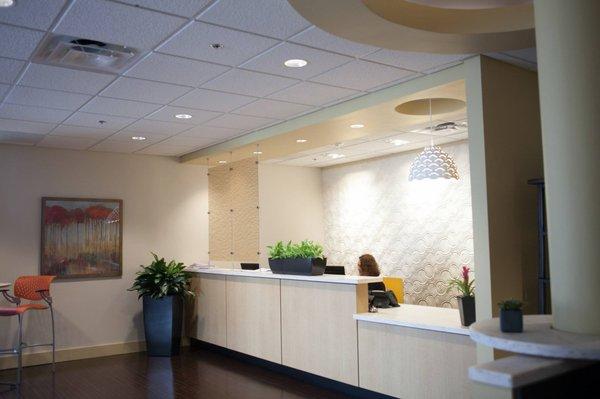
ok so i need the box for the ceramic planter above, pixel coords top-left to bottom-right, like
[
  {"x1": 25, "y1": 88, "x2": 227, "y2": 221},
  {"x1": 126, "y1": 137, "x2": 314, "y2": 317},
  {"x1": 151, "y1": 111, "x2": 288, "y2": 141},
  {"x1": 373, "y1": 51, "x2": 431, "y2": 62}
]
[
  {"x1": 268, "y1": 257, "x2": 327, "y2": 276},
  {"x1": 500, "y1": 309, "x2": 523, "y2": 333},
  {"x1": 143, "y1": 295, "x2": 183, "y2": 356},
  {"x1": 457, "y1": 296, "x2": 476, "y2": 326}
]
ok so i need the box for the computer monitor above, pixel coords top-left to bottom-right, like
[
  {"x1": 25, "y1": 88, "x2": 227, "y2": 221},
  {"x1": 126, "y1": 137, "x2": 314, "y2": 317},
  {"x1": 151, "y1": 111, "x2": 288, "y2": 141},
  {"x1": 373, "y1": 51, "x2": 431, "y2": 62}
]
[
  {"x1": 325, "y1": 266, "x2": 345, "y2": 275},
  {"x1": 241, "y1": 263, "x2": 259, "y2": 270}
]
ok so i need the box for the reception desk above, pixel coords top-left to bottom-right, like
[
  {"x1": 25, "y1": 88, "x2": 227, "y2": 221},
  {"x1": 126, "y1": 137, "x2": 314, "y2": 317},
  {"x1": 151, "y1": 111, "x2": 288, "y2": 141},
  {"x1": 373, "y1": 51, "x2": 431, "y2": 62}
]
[{"x1": 187, "y1": 267, "x2": 475, "y2": 398}]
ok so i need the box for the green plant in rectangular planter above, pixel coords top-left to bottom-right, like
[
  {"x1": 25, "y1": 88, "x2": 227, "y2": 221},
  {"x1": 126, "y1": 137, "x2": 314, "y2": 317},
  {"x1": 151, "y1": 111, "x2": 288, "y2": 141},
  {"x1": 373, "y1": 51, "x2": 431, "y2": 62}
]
[{"x1": 267, "y1": 240, "x2": 326, "y2": 275}]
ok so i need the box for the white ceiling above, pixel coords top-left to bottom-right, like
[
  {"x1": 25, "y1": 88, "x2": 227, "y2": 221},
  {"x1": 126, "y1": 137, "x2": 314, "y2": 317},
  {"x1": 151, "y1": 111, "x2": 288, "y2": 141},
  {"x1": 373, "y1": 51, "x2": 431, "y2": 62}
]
[{"x1": 0, "y1": 0, "x2": 536, "y2": 157}]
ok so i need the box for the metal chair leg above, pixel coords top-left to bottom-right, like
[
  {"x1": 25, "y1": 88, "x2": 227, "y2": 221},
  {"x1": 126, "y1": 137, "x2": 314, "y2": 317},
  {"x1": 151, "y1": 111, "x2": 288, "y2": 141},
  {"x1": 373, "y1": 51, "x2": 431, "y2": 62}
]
[
  {"x1": 50, "y1": 304, "x2": 56, "y2": 373},
  {"x1": 17, "y1": 314, "x2": 22, "y2": 386}
]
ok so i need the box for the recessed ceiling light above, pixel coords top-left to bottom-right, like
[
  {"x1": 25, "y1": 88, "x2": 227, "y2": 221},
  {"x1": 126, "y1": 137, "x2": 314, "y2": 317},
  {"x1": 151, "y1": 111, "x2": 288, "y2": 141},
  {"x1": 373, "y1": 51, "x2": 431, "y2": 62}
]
[
  {"x1": 131, "y1": 136, "x2": 147, "y2": 141},
  {"x1": 175, "y1": 114, "x2": 192, "y2": 119},
  {"x1": 350, "y1": 124, "x2": 364, "y2": 129},
  {"x1": 296, "y1": 139, "x2": 308, "y2": 143},
  {"x1": 218, "y1": 160, "x2": 227, "y2": 164},
  {"x1": 0, "y1": 0, "x2": 15, "y2": 7},
  {"x1": 253, "y1": 151, "x2": 263, "y2": 155},
  {"x1": 284, "y1": 59, "x2": 308, "y2": 68},
  {"x1": 327, "y1": 153, "x2": 344, "y2": 159},
  {"x1": 209, "y1": 43, "x2": 224, "y2": 49},
  {"x1": 388, "y1": 139, "x2": 410, "y2": 146}
]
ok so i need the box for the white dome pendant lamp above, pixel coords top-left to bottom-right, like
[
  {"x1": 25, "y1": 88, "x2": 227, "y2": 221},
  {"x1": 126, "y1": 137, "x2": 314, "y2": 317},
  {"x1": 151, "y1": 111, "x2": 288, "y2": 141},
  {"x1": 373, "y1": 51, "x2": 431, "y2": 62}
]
[{"x1": 408, "y1": 99, "x2": 459, "y2": 181}]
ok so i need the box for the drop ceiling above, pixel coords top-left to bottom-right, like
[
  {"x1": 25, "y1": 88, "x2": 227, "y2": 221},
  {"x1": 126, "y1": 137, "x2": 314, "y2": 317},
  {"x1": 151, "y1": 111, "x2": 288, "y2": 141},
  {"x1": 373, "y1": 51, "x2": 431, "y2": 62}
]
[{"x1": 0, "y1": 0, "x2": 536, "y2": 157}]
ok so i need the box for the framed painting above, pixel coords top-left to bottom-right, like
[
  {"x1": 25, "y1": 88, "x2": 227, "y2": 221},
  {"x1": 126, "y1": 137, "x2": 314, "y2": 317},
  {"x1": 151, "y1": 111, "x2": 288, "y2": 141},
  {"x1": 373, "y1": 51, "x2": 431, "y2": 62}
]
[{"x1": 41, "y1": 197, "x2": 123, "y2": 279}]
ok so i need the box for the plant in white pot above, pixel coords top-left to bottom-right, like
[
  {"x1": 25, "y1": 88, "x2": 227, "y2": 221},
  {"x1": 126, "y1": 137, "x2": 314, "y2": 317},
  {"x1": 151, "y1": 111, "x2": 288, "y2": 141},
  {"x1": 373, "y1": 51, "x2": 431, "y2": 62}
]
[
  {"x1": 448, "y1": 266, "x2": 476, "y2": 326},
  {"x1": 128, "y1": 253, "x2": 194, "y2": 357}
]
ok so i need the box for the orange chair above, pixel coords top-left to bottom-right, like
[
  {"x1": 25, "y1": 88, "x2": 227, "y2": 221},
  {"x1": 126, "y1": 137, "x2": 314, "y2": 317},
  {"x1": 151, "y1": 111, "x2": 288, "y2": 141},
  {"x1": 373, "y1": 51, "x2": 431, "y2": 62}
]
[{"x1": 0, "y1": 276, "x2": 56, "y2": 389}]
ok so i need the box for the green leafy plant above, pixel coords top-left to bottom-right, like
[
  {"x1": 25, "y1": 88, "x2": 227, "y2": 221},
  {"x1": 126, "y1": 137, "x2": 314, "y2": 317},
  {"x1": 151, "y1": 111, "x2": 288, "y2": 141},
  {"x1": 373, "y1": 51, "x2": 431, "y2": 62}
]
[
  {"x1": 267, "y1": 240, "x2": 324, "y2": 260},
  {"x1": 128, "y1": 253, "x2": 194, "y2": 299},
  {"x1": 447, "y1": 266, "x2": 475, "y2": 297},
  {"x1": 498, "y1": 299, "x2": 523, "y2": 311}
]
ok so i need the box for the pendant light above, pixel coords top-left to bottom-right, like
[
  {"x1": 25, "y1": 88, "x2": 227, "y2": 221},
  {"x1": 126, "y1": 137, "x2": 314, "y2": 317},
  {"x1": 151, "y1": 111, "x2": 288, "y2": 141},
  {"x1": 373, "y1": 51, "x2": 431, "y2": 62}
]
[{"x1": 408, "y1": 99, "x2": 459, "y2": 181}]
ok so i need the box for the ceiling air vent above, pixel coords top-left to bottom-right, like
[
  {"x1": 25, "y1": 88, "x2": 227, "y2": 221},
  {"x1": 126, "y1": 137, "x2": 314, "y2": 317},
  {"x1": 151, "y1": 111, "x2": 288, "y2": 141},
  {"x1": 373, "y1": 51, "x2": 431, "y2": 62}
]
[
  {"x1": 32, "y1": 34, "x2": 140, "y2": 73},
  {"x1": 420, "y1": 121, "x2": 468, "y2": 133}
]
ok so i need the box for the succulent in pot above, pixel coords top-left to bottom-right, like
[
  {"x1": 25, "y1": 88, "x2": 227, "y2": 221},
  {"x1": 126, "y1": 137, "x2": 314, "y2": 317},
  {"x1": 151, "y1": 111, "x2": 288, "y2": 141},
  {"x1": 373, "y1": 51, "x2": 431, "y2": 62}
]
[
  {"x1": 447, "y1": 266, "x2": 476, "y2": 326},
  {"x1": 498, "y1": 299, "x2": 524, "y2": 333},
  {"x1": 128, "y1": 253, "x2": 194, "y2": 356},
  {"x1": 267, "y1": 240, "x2": 327, "y2": 276}
]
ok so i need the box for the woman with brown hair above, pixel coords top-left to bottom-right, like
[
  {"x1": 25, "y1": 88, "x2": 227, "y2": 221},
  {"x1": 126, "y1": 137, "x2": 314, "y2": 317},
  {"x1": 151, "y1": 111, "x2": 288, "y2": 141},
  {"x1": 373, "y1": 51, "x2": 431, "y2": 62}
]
[{"x1": 358, "y1": 254, "x2": 386, "y2": 292}]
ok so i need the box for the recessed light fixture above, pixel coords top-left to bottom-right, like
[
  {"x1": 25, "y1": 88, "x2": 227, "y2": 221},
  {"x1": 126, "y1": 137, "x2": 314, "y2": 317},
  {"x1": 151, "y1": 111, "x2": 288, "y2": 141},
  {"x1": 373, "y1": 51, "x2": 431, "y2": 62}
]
[
  {"x1": 284, "y1": 59, "x2": 308, "y2": 68},
  {"x1": 0, "y1": 0, "x2": 15, "y2": 7},
  {"x1": 296, "y1": 138, "x2": 308, "y2": 143},
  {"x1": 131, "y1": 136, "x2": 147, "y2": 141},
  {"x1": 253, "y1": 151, "x2": 263, "y2": 155},
  {"x1": 350, "y1": 124, "x2": 364, "y2": 129},
  {"x1": 218, "y1": 160, "x2": 227, "y2": 164},
  {"x1": 209, "y1": 43, "x2": 224, "y2": 49},
  {"x1": 388, "y1": 139, "x2": 410, "y2": 146},
  {"x1": 327, "y1": 153, "x2": 344, "y2": 159},
  {"x1": 175, "y1": 114, "x2": 192, "y2": 119}
]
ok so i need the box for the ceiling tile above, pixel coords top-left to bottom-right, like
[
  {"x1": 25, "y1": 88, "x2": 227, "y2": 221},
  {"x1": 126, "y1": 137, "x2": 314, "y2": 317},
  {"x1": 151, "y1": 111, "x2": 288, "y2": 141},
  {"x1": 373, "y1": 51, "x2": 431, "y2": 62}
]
[
  {"x1": 37, "y1": 135, "x2": 99, "y2": 150},
  {"x1": 233, "y1": 99, "x2": 313, "y2": 119},
  {"x1": 126, "y1": 53, "x2": 229, "y2": 87},
  {"x1": 0, "y1": 25, "x2": 44, "y2": 60},
  {"x1": 136, "y1": 143, "x2": 193, "y2": 156},
  {"x1": 63, "y1": 112, "x2": 136, "y2": 132},
  {"x1": 198, "y1": 0, "x2": 310, "y2": 39},
  {"x1": 171, "y1": 88, "x2": 256, "y2": 112},
  {"x1": 53, "y1": 0, "x2": 186, "y2": 50},
  {"x1": 100, "y1": 77, "x2": 192, "y2": 104},
  {"x1": 0, "y1": 57, "x2": 25, "y2": 84},
  {"x1": 289, "y1": 26, "x2": 378, "y2": 58},
  {"x1": 0, "y1": 83, "x2": 10, "y2": 101},
  {"x1": 6, "y1": 86, "x2": 91, "y2": 111},
  {"x1": 90, "y1": 140, "x2": 150, "y2": 153},
  {"x1": 158, "y1": 21, "x2": 278, "y2": 66},
  {"x1": 0, "y1": 103, "x2": 72, "y2": 124},
  {"x1": 363, "y1": 50, "x2": 467, "y2": 72},
  {"x1": 202, "y1": 69, "x2": 298, "y2": 97},
  {"x1": 179, "y1": 125, "x2": 241, "y2": 139},
  {"x1": 0, "y1": 131, "x2": 43, "y2": 146},
  {"x1": 50, "y1": 125, "x2": 115, "y2": 139},
  {"x1": 205, "y1": 113, "x2": 276, "y2": 130},
  {"x1": 240, "y1": 42, "x2": 352, "y2": 79},
  {"x1": 145, "y1": 106, "x2": 221, "y2": 125},
  {"x1": 125, "y1": 119, "x2": 191, "y2": 135},
  {"x1": 19, "y1": 63, "x2": 116, "y2": 95},
  {"x1": 268, "y1": 81, "x2": 360, "y2": 106},
  {"x1": 160, "y1": 135, "x2": 217, "y2": 147},
  {"x1": 311, "y1": 60, "x2": 416, "y2": 91},
  {"x1": 118, "y1": 0, "x2": 213, "y2": 17},
  {"x1": 81, "y1": 97, "x2": 161, "y2": 118},
  {"x1": 108, "y1": 130, "x2": 170, "y2": 144},
  {"x1": 0, "y1": 0, "x2": 65, "y2": 30},
  {"x1": 0, "y1": 118, "x2": 56, "y2": 134}
]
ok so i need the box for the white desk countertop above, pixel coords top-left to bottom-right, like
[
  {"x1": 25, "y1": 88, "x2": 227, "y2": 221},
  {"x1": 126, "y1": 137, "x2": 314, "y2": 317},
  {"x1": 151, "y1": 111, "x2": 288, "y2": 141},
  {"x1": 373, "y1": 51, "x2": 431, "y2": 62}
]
[
  {"x1": 354, "y1": 304, "x2": 470, "y2": 336},
  {"x1": 186, "y1": 266, "x2": 383, "y2": 285}
]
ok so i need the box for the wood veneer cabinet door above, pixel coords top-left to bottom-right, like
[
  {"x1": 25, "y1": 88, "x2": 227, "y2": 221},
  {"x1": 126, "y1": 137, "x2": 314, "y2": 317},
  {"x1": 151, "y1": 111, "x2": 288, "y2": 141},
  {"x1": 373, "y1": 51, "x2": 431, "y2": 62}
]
[
  {"x1": 226, "y1": 276, "x2": 281, "y2": 363},
  {"x1": 188, "y1": 275, "x2": 227, "y2": 347},
  {"x1": 358, "y1": 321, "x2": 476, "y2": 398},
  {"x1": 280, "y1": 281, "x2": 367, "y2": 385}
]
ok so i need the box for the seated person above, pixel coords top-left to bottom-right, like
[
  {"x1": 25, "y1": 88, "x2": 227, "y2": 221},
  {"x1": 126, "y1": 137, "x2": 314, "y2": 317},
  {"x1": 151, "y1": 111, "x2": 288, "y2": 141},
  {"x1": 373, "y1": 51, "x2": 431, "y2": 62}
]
[{"x1": 357, "y1": 254, "x2": 386, "y2": 292}]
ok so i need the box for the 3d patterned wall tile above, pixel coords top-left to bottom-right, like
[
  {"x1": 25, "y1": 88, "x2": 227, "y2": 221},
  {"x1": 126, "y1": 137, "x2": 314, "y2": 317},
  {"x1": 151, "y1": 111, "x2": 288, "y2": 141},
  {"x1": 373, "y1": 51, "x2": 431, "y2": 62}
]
[{"x1": 322, "y1": 142, "x2": 474, "y2": 308}]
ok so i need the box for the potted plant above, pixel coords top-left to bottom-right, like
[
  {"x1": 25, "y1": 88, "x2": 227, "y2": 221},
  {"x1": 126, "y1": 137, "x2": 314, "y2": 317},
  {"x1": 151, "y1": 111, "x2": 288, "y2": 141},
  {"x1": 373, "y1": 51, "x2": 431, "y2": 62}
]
[
  {"x1": 128, "y1": 253, "x2": 194, "y2": 357},
  {"x1": 268, "y1": 240, "x2": 327, "y2": 276},
  {"x1": 448, "y1": 266, "x2": 476, "y2": 326},
  {"x1": 498, "y1": 299, "x2": 524, "y2": 333}
]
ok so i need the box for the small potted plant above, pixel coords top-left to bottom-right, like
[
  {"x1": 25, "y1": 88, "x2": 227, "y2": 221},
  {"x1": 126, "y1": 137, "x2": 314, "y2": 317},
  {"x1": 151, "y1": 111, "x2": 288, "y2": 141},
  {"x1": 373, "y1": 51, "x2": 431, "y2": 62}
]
[
  {"x1": 448, "y1": 266, "x2": 476, "y2": 326},
  {"x1": 498, "y1": 299, "x2": 524, "y2": 333},
  {"x1": 268, "y1": 240, "x2": 327, "y2": 276},
  {"x1": 128, "y1": 253, "x2": 194, "y2": 357}
]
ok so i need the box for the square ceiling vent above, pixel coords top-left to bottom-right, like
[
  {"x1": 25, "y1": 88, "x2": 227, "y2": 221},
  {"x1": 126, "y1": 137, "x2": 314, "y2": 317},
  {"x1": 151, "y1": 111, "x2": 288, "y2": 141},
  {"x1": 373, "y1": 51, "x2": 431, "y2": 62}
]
[{"x1": 32, "y1": 34, "x2": 141, "y2": 74}]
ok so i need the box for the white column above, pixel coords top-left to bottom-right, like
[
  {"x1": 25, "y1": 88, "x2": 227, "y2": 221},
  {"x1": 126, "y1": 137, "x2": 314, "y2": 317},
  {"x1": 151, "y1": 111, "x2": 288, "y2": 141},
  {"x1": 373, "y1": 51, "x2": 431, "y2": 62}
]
[{"x1": 534, "y1": 0, "x2": 600, "y2": 334}]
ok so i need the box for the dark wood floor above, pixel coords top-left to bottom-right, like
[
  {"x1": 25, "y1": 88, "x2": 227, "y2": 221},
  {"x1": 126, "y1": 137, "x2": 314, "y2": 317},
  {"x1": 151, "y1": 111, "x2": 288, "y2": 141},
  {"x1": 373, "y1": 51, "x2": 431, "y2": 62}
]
[{"x1": 0, "y1": 347, "x2": 350, "y2": 399}]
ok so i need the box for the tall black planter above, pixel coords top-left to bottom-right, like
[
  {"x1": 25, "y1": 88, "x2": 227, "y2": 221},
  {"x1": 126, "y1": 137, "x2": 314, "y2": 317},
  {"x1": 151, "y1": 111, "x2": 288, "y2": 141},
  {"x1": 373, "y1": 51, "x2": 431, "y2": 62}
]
[
  {"x1": 143, "y1": 295, "x2": 183, "y2": 357},
  {"x1": 457, "y1": 296, "x2": 476, "y2": 327}
]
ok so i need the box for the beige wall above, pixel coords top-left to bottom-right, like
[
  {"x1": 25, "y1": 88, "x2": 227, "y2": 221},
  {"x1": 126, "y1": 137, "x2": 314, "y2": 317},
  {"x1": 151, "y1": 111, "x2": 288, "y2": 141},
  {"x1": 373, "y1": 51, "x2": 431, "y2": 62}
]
[
  {"x1": 259, "y1": 164, "x2": 325, "y2": 266},
  {"x1": 0, "y1": 144, "x2": 208, "y2": 354}
]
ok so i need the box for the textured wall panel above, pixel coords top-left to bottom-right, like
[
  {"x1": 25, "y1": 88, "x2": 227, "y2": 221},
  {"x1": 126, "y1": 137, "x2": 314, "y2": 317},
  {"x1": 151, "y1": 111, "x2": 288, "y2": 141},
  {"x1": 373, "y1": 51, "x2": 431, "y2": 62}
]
[
  {"x1": 322, "y1": 142, "x2": 474, "y2": 308},
  {"x1": 209, "y1": 158, "x2": 259, "y2": 262}
]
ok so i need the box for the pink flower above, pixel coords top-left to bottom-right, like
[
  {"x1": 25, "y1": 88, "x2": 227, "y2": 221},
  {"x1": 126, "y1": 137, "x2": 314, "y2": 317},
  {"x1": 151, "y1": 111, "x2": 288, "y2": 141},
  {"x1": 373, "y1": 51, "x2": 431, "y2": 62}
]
[{"x1": 462, "y1": 266, "x2": 470, "y2": 282}]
